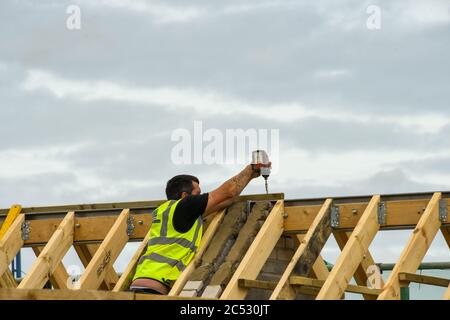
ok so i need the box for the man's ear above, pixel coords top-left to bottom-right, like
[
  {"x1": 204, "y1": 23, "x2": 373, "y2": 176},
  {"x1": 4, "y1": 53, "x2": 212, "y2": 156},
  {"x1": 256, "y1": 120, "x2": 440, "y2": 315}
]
[{"x1": 181, "y1": 191, "x2": 189, "y2": 199}]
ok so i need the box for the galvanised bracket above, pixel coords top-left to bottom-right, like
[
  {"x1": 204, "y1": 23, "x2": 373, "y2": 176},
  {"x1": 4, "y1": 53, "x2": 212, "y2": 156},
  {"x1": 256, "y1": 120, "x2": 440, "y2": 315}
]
[
  {"x1": 378, "y1": 201, "x2": 387, "y2": 225},
  {"x1": 331, "y1": 205, "x2": 340, "y2": 228},
  {"x1": 439, "y1": 199, "x2": 448, "y2": 223}
]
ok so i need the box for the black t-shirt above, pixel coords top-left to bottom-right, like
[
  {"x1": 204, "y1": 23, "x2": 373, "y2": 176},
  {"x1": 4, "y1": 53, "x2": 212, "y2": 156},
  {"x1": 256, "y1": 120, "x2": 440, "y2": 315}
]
[{"x1": 172, "y1": 193, "x2": 209, "y2": 233}]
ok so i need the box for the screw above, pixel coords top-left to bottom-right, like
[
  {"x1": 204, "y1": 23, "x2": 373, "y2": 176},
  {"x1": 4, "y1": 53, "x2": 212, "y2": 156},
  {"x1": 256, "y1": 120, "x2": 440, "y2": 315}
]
[
  {"x1": 138, "y1": 220, "x2": 143, "y2": 225},
  {"x1": 352, "y1": 209, "x2": 358, "y2": 215},
  {"x1": 283, "y1": 212, "x2": 288, "y2": 218},
  {"x1": 75, "y1": 224, "x2": 81, "y2": 228}
]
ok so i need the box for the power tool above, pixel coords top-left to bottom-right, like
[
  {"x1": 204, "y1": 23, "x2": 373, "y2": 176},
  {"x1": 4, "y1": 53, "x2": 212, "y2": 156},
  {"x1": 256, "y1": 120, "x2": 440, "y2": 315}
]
[{"x1": 251, "y1": 150, "x2": 271, "y2": 194}]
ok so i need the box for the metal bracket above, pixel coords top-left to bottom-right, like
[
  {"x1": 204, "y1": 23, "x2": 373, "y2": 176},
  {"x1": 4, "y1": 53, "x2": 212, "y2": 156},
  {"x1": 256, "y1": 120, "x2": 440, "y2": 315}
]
[
  {"x1": 331, "y1": 206, "x2": 340, "y2": 228},
  {"x1": 127, "y1": 215, "x2": 135, "y2": 236},
  {"x1": 439, "y1": 199, "x2": 448, "y2": 223},
  {"x1": 378, "y1": 202, "x2": 387, "y2": 225},
  {"x1": 21, "y1": 221, "x2": 30, "y2": 240}
]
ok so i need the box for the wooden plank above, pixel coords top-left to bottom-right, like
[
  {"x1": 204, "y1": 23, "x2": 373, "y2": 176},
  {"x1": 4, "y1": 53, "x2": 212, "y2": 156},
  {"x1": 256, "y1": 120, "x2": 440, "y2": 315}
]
[
  {"x1": 0, "y1": 214, "x2": 25, "y2": 278},
  {"x1": 271, "y1": 199, "x2": 333, "y2": 300},
  {"x1": 0, "y1": 288, "x2": 134, "y2": 300},
  {"x1": 24, "y1": 214, "x2": 152, "y2": 246},
  {"x1": 168, "y1": 210, "x2": 226, "y2": 296},
  {"x1": 441, "y1": 226, "x2": 450, "y2": 248},
  {"x1": 0, "y1": 287, "x2": 211, "y2": 300},
  {"x1": 284, "y1": 198, "x2": 449, "y2": 232},
  {"x1": 135, "y1": 293, "x2": 214, "y2": 300},
  {"x1": 0, "y1": 270, "x2": 17, "y2": 288},
  {"x1": 289, "y1": 276, "x2": 381, "y2": 296},
  {"x1": 444, "y1": 285, "x2": 450, "y2": 300},
  {"x1": 0, "y1": 205, "x2": 23, "y2": 288},
  {"x1": 0, "y1": 193, "x2": 283, "y2": 215},
  {"x1": 239, "y1": 278, "x2": 276, "y2": 291},
  {"x1": 333, "y1": 231, "x2": 384, "y2": 300},
  {"x1": 18, "y1": 212, "x2": 74, "y2": 289},
  {"x1": 32, "y1": 246, "x2": 69, "y2": 289},
  {"x1": 399, "y1": 272, "x2": 449, "y2": 287},
  {"x1": 20, "y1": 198, "x2": 450, "y2": 246},
  {"x1": 238, "y1": 277, "x2": 380, "y2": 296},
  {"x1": 220, "y1": 200, "x2": 284, "y2": 300},
  {"x1": 74, "y1": 244, "x2": 119, "y2": 290},
  {"x1": 316, "y1": 195, "x2": 381, "y2": 300},
  {"x1": 78, "y1": 209, "x2": 130, "y2": 290},
  {"x1": 74, "y1": 244, "x2": 107, "y2": 290},
  {"x1": 310, "y1": 255, "x2": 330, "y2": 280},
  {"x1": 378, "y1": 193, "x2": 443, "y2": 300}
]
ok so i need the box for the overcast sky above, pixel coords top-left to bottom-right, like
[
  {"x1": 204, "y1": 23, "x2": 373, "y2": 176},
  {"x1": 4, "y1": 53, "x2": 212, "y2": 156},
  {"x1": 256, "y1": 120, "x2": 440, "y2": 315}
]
[{"x1": 1, "y1": 0, "x2": 449, "y2": 298}]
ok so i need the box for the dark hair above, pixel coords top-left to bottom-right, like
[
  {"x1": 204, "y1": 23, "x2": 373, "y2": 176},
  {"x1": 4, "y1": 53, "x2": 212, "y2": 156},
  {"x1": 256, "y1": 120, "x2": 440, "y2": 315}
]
[{"x1": 165, "y1": 175, "x2": 200, "y2": 200}]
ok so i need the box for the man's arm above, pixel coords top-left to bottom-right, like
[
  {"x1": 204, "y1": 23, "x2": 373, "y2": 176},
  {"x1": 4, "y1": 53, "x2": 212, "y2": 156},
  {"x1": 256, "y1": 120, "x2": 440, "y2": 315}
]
[{"x1": 203, "y1": 164, "x2": 259, "y2": 217}]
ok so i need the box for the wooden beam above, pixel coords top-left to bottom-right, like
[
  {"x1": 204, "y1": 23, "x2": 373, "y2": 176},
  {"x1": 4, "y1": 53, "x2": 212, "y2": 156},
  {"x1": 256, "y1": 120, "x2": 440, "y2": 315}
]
[
  {"x1": 333, "y1": 231, "x2": 384, "y2": 300},
  {"x1": 441, "y1": 226, "x2": 450, "y2": 248},
  {"x1": 18, "y1": 212, "x2": 74, "y2": 289},
  {"x1": 378, "y1": 193, "x2": 443, "y2": 300},
  {"x1": 444, "y1": 285, "x2": 450, "y2": 300},
  {"x1": 78, "y1": 209, "x2": 130, "y2": 290},
  {"x1": 289, "y1": 276, "x2": 381, "y2": 296},
  {"x1": 239, "y1": 279, "x2": 325, "y2": 296},
  {"x1": 24, "y1": 214, "x2": 152, "y2": 246},
  {"x1": 271, "y1": 199, "x2": 333, "y2": 300},
  {"x1": 317, "y1": 195, "x2": 381, "y2": 300},
  {"x1": 0, "y1": 271, "x2": 17, "y2": 288},
  {"x1": 0, "y1": 287, "x2": 210, "y2": 300},
  {"x1": 0, "y1": 205, "x2": 23, "y2": 288},
  {"x1": 220, "y1": 200, "x2": 285, "y2": 300},
  {"x1": 0, "y1": 214, "x2": 25, "y2": 278},
  {"x1": 284, "y1": 198, "x2": 450, "y2": 232},
  {"x1": 74, "y1": 244, "x2": 119, "y2": 290},
  {"x1": 19, "y1": 197, "x2": 450, "y2": 246},
  {"x1": 74, "y1": 244, "x2": 107, "y2": 290},
  {"x1": 398, "y1": 272, "x2": 449, "y2": 287},
  {"x1": 32, "y1": 246, "x2": 69, "y2": 289},
  {"x1": 168, "y1": 210, "x2": 226, "y2": 296},
  {"x1": 310, "y1": 255, "x2": 330, "y2": 280},
  {"x1": 238, "y1": 277, "x2": 381, "y2": 296},
  {"x1": 0, "y1": 193, "x2": 283, "y2": 215},
  {"x1": 0, "y1": 288, "x2": 134, "y2": 300},
  {"x1": 239, "y1": 278, "x2": 276, "y2": 291}
]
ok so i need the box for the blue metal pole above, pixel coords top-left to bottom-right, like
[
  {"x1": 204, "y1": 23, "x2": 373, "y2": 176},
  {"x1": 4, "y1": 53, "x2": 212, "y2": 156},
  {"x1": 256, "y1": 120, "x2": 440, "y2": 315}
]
[{"x1": 15, "y1": 251, "x2": 21, "y2": 278}]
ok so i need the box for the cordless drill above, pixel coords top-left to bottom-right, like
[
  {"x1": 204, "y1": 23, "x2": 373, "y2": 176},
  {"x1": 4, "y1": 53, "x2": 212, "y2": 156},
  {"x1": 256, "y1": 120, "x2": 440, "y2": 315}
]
[{"x1": 251, "y1": 150, "x2": 271, "y2": 194}]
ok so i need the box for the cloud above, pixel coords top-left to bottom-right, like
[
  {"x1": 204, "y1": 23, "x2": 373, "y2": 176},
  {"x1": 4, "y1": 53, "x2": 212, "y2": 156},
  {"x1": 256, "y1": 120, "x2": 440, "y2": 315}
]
[
  {"x1": 313, "y1": 69, "x2": 350, "y2": 79},
  {"x1": 76, "y1": 0, "x2": 206, "y2": 24},
  {"x1": 396, "y1": 0, "x2": 450, "y2": 25},
  {"x1": 22, "y1": 69, "x2": 450, "y2": 134}
]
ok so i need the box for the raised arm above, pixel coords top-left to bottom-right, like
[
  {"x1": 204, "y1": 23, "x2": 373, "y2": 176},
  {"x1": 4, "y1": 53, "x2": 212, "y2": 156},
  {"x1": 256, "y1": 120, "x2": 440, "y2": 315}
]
[{"x1": 203, "y1": 164, "x2": 260, "y2": 216}]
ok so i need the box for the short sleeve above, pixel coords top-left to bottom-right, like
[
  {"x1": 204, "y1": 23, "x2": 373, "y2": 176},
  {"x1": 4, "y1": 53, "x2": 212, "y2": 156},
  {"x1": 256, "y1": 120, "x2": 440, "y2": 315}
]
[{"x1": 172, "y1": 193, "x2": 209, "y2": 233}]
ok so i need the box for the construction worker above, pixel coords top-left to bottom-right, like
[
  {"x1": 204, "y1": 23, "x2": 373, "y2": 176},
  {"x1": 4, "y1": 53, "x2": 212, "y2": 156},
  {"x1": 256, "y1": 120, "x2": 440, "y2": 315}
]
[{"x1": 130, "y1": 162, "x2": 268, "y2": 295}]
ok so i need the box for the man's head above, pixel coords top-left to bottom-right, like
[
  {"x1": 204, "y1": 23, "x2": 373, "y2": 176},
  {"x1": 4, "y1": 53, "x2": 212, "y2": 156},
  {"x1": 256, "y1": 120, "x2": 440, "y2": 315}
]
[{"x1": 165, "y1": 175, "x2": 201, "y2": 200}]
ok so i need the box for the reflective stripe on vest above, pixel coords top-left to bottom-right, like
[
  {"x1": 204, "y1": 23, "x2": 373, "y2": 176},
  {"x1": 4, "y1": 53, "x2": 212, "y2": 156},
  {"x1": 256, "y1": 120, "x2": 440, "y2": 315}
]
[
  {"x1": 132, "y1": 199, "x2": 203, "y2": 285},
  {"x1": 138, "y1": 252, "x2": 186, "y2": 272}
]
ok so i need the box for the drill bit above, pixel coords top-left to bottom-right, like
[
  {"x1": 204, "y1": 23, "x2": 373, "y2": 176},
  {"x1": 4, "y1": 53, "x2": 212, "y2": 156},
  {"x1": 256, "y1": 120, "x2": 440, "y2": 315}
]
[{"x1": 264, "y1": 178, "x2": 268, "y2": 194}]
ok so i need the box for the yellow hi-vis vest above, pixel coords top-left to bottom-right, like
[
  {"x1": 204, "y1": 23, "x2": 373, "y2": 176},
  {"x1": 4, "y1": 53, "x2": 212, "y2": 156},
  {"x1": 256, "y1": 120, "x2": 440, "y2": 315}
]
[{"x1": 132, "y1": 199, "x2": 203, "y2": 286}]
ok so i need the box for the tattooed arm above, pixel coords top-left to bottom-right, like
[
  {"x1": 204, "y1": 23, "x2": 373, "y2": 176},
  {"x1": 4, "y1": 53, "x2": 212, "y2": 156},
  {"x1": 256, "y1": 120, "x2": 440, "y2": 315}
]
[{"x1": 203, "y1": 165, "x2": 261, "y2": 216}]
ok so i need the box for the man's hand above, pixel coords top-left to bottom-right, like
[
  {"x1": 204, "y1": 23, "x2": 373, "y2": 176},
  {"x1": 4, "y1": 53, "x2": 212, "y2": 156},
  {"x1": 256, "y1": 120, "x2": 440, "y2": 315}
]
[{"x1": 250, "y1": 161, "x2": 271, "y2": 179}]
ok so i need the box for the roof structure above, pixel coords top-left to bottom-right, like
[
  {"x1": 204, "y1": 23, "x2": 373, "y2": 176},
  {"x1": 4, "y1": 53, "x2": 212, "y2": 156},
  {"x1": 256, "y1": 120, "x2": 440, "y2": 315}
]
[{"x1": 0, "y1": 192, "x2": 449, "y2": 300}]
